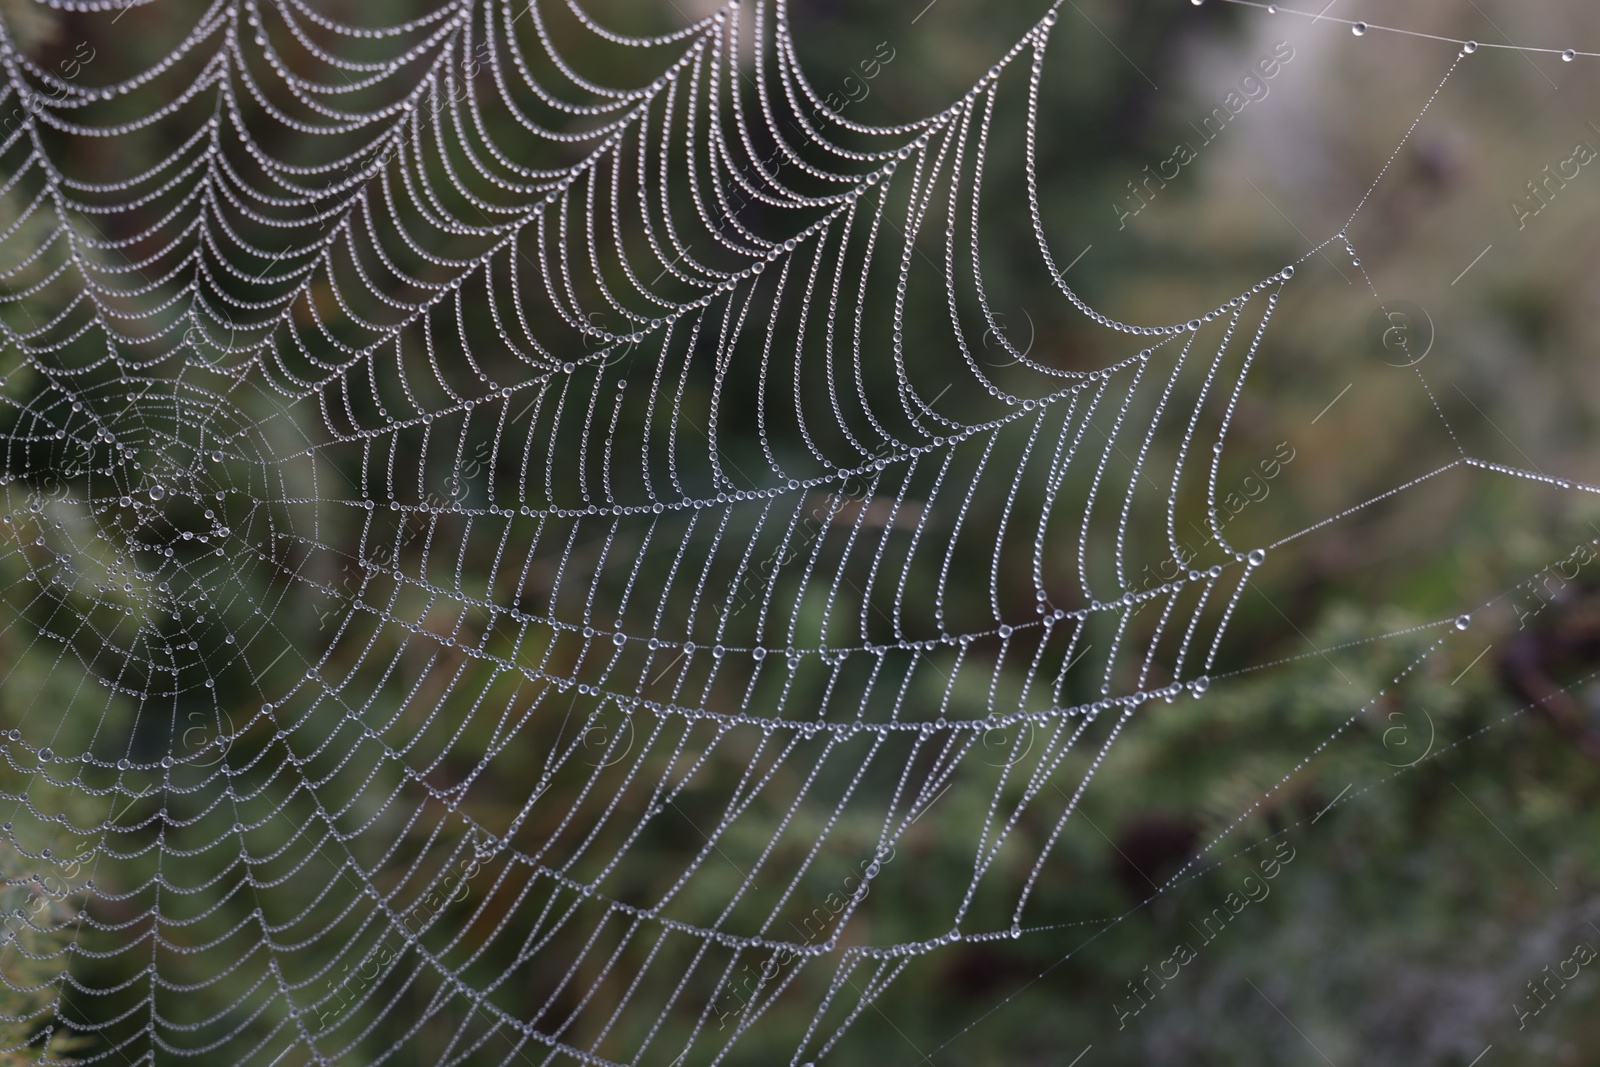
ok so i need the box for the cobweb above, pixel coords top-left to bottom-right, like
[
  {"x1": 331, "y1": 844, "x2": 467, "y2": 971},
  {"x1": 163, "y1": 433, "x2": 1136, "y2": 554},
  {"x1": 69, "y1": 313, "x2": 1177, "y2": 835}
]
[{"x1": 0, "y1": 0, "x2": 1591, "y2": 1062}]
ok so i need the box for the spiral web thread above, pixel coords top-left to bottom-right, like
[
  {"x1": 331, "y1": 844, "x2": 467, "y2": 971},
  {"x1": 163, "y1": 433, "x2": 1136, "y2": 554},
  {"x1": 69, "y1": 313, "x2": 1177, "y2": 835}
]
[{"x1": 0, "y1": 0, "x2": 1589, "y2": 1063}]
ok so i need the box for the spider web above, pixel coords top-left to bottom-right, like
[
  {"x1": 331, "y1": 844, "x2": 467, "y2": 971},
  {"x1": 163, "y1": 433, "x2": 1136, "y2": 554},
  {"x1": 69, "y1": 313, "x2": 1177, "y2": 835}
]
[{"x1": 0, "y1": 0, "x2": 1591, "y2": 1063}]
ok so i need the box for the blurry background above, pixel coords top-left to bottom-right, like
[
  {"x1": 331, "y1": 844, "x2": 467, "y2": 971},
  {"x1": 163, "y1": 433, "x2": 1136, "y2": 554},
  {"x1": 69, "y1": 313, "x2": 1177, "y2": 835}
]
[{"x1": 0, "y1": 0, "x2": 1599, "y2": 1064}]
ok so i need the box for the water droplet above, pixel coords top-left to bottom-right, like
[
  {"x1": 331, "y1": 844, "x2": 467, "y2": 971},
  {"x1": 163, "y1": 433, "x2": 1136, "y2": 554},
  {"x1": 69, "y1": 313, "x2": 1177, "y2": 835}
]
[
  {"x1": 1248, "y1": 548, "x2": 1266, "y2": 566},
  {"x1": 1010, "y1": 923, "x2": 1022, "y2": 938},
  {"x1": 1454, "y1": 614, "x2": 1470, "y2": 631},
  {"x1": 1462, "y1": 40, "x2": 1478, "y2": 54},
  {"x1": 1351, "y1": 21, "x2": 1368, "y2": 36},
  {"x1": 1563, "y1": 49, "x2": 1576, "y2": 62},
  {"x1": 1192, "y1": 676, "x2": 1210, "y2": 695},
  {"x1": 149, "y1": 486, "x2": 165, "y2": 501}
]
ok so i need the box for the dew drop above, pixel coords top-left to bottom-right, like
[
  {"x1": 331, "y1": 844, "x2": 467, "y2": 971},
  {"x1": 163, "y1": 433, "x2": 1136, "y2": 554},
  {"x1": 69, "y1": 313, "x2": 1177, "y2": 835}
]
[
  {"x1": 1351, "y1": 22, "x2": 1368, "y2": 36},
  {"x1": 1462, "y1": 40, "x2": 1478, "y2": 54},
  {"x1": 1248, "y1": 548, "x2": 1266, "y2": 566},
  {"x1": 149, "y1": 485, "x2": 166, "y2": 502},
  {"x1": 1562, "y1": 49, "x2": 1576, "y2": 62},
  {"x1": 1454, "y1": 614, "x2": 1470, "y2": 631}
]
